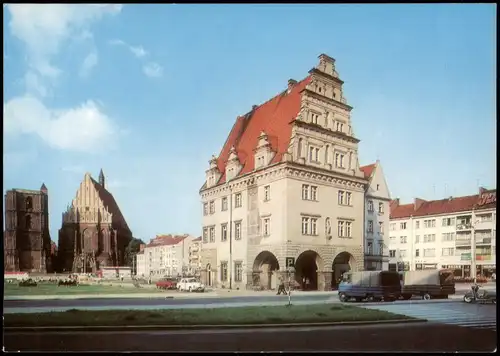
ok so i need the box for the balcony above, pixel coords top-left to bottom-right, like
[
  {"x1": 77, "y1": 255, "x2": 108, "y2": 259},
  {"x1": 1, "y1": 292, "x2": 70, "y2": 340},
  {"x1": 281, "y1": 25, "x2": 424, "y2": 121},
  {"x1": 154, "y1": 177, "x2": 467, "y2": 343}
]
[
  {"x1": 476, "y1": 254, "x2": 492, "y2": 261},
  {"x1": 364, "y1": 252, "x2": 389, "y2": 262},
  {"x1": 455, "y1": 239, "x2": 471, "y2": 247},
  {"x1": 475, "y1": 237, "x2": 492, "y2": 245}
]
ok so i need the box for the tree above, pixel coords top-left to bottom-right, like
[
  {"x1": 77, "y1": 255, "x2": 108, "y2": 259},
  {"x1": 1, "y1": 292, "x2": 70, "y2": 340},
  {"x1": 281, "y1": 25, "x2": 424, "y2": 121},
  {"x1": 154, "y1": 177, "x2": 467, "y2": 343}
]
[{"x1": 124, "y1": 238, "x2": 145, "y2": 272}]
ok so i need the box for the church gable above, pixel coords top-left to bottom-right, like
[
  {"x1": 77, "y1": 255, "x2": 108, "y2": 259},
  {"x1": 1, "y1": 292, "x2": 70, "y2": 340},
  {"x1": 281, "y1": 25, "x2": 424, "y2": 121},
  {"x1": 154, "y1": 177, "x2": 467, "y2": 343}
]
[{"x1": 366, "y1": 162, "x2": 391, "y2": 200}]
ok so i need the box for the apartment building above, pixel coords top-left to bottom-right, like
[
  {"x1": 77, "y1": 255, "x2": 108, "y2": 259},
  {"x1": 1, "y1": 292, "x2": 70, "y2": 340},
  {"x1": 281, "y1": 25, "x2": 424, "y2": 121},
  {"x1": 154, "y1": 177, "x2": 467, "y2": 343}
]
[
  {"x1": 388, "y1": 188, "x2": 496, "y2": 278},
  {"x1": 360, "y1": 161, "x2": 390, "y2": 271},
  {"x1": 135, "y1": 234, "x2": 196, "y2": 278},
  {"x1": 188, "y1": 237, "x2": 202, "y2": 276},
  {"x1": 199, "y1": 54, "x2": 369, "y2": 291}
]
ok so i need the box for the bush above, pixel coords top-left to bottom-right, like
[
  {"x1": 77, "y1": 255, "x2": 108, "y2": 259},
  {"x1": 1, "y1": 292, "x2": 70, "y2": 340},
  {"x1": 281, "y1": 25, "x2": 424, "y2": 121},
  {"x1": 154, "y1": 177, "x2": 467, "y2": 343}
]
[
  {"x1": 453, "y1": 277, "x2": 488, "y2": 284},
  {"x1": 19, "y1": 279, "x2": 37, "y2": 287},
  {"x1": 58, "y1": 280, "x2": 78, "y2": 287}
]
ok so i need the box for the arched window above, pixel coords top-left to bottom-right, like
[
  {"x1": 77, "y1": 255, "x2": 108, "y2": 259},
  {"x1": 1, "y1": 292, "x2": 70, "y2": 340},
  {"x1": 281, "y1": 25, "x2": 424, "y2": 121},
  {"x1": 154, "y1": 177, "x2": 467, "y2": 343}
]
[
  {"x1": 26, "y1": 197, "x2": 33, "y2": 210},
  {"x1": 25, "y1": 215, "x2": 32, "y2": 230},
  {"x1": 297, "y1": 138, "x2": 303, "y2": 159}
]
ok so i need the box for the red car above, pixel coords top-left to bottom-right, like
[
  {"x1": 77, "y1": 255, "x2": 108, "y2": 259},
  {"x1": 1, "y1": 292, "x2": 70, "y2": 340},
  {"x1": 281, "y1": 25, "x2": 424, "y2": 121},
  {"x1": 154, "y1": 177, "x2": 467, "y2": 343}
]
[{"x1": 156, "y1": 277, "x2": 177, "y2": 290}]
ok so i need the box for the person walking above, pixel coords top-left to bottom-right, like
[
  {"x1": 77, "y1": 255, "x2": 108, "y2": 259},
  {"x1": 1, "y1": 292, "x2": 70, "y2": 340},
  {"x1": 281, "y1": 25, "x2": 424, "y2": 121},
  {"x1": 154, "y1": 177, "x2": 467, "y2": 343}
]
[{"x1": 276, "y1": 277, "x2": 286, "y2": 295}]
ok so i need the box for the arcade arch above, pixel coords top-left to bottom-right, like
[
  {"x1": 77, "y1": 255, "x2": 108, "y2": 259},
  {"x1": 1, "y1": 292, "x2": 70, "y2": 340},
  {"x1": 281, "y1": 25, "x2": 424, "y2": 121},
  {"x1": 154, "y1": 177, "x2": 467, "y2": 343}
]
[
  {"x1": 332, "y1": 251, "x2": 355, "y2": 288},
  {"x1": 252, "y1": 251, "x2": 280, "y2": 290},
  {"x1": 295, "y1": 250, "x2": 324, "y2": 291}
]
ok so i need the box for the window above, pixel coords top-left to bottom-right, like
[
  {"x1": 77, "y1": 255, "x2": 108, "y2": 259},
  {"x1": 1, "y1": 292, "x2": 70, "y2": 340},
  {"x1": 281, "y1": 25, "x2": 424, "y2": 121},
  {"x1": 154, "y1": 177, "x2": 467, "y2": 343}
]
[
  {"x1": 400, "y1": 222, "x2": 407, "y2": 230},
  {"x1": 262, "y1": 218, "x2": 270, "y2": 236},
  {"x1": 379, "y1": 222, "x2": 384, "y2": 234},
  {"x1": 301, "y1": 217, "x2": 318, "y2": 235},
  {"x1": 309, "y1": 146, "x2": 320, "y2": 162},
  {"x1": 221, "y1": 197, "x2": 228, "y2": 211},
  {"x1": 424, "y1": 249, "x2": 435, "y2": 257},
  {"x1": 338, "y1": 190, "x2": 351, "y2": 205},
  {"x1": 235, "y1": 193, "x2": 242, "y2": 208},
  {"x1": 415, "y1": 249, "x2": 420, "y2": 257},
  {"x1": 442, "y1": 233, "x2": 455, "y2": 242},
  {"x1": 400, "y1": 236, "x2": 407, "y2": 244},
  {"x1": 324, "y1": 145, "x2": 329, "y2": 164},
  {"x1": 220, "y1": 262, "x2": 228, "y2": 282},
  {"x1": 221, "y1": 224, "x2": 228, "y2": 242},
  {"x1": 264, "y1": 186, "x2": 270, "y2": 201},
  {"x1": 415, "y1": 221, "x2": 420, "y2": 229},
  {"x1": 311, "y1": 113, "x2": 319, "y2": 124},
  {"x1": 234, "y1": 262, "x2": 243, "y2": 282},
  {"x1": 335, "y1": 121, "x2": 344, "y2": 132},
  {"x1": 367, "y1": 200, "x2": 374, "y2": 212},
  {"x1": 234, "y1": 221, "x2": 242, "y2": 240},
  {"x1": 302, "y1": 184, "x2": 309, "y2": 200},
  {"x1": 376, "y1": 184, "x2": 380, "y2": 191},
  {"x1": 26, "y1": 197, "x2": 33, "y2": 210},
  {"x1": 203, "y1": 203, "x2": 208, "y2": 216},
  {"x1": 368, "y1": 220, "x2": 374, "y2": 233},
  {"x1": 442, "y1": 217, "x2": 455, "y2": 226},
  {"x1": 424, "y1": 219, "x2": 436, "y2": 228},
  {"x1": 256, "y1": 156, "x2": 264, "y2": 168},
  {"x1": 209, "y1": 200, "x2": 215, "y2": 214},
  {"x1": 389, "y1": 250, "x2": 396, "y2": 258},
  {"x1": 415, "y1": 235, "x2": 420, "y2": 243},
  {"x1": 399, "y1": 250, "x2": 407, "y2": 258},
  {"x1": 389, "y1": 223, "x2": 396, "y2": 231},
  {"x1": 209, "y1": 227, "x2": 215, "y2": 242},
  {"x1": 25, "y1": 215, "x2": 32, "y2": 230},
  {"x1": 378, "y1": 202, "x2": 384, "y2": 214},
  {"x1": 442, "y1": 248, "x2": 454, "y2": 256},
  {"x1": 334, "y1": 152, "x2": 345, "y2": 168},
  {"x1": 338, "y1": 220, "x2": 352, "y2": 238},
  {"x1": 378, "y1": 242, "x2": 384, "y2": 255},
  {"x1": 367, "y1": 241, "x2": 373, "y2": 255},
  {"x1": 477, "y1": 214, "x2": 492, "y2": 222},
  {"x1": 424, "y1": 234, "x2": 436, "y2": 243},
  {"x1": 302, "y1": 185, "x2": 318, "y2": 201}
]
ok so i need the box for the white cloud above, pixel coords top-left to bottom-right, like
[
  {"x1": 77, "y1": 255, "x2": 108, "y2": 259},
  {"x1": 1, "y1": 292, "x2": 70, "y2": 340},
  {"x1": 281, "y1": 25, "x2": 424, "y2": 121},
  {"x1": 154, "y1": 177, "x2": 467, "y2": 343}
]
[
  {"x1": 4, "y1": 95, "x2": 117, "y2": 153},
  {"x1": 24, "y1": 71, "x2": 49, "y2": 97},
  {"x1": 109, "y1": 39, "x2": 148, "y2": 58},
  {"x1": 7, "y1": 4, "x2": 122, "y2": 92},
  {"x1": 80, "y1": 51, "x2": 98, "y2": 77},
  {"x1": 143, "y1": 62, "x2": 164, "y2": 78}
]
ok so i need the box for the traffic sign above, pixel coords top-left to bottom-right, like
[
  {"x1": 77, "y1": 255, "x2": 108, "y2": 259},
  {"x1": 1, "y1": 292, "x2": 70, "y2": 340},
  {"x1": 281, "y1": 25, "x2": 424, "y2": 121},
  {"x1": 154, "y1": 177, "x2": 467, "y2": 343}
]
[{"x1": 286, "y1": 257, "x2": 295, "y2": 268}]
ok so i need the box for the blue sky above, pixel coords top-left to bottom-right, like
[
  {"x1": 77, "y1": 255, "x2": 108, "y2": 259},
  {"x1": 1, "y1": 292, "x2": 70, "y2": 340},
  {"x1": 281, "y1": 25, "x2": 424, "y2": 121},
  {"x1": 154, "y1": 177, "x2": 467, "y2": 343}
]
[{"x1": 3, "y1": 4, "x2": 496, "y2": 244}]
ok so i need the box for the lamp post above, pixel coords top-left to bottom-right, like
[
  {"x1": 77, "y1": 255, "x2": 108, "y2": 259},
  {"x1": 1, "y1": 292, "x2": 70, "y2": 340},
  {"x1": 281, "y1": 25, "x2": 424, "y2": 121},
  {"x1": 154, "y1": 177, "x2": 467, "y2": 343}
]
[{"x1": 470, "y1": 218, "x2": 480, "y2": 284}]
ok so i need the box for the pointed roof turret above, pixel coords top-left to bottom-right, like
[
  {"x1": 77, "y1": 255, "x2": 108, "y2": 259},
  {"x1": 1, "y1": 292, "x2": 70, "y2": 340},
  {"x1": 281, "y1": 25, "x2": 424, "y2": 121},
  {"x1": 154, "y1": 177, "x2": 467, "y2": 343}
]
[
  {"x1": 40, "y1": 183, "x2": 48, "y2": 193},
  {"x1": 99, "y1": 168, "x2": 105, "y2": 189}
]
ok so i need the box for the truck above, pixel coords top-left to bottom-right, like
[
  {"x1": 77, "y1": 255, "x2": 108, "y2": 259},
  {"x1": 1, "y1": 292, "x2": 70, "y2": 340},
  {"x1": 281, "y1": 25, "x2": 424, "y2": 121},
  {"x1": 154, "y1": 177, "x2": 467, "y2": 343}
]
[
  {"x1": 399, "y1": 269, "x2": 455, "y2": 300},
  {"x1": 338, "y1": 271, "x2": 401, "y2": 302}
]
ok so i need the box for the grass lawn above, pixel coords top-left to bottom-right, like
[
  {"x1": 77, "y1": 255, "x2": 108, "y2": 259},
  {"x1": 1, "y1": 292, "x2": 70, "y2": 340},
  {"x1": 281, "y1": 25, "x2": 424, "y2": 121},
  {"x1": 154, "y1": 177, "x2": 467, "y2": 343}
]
[
  {"x1": 4, "y1": 283, "x2": 164, "y2": 296},
  {"x1": 4, "y1": 304, "x2": 415, "y2": 327}
]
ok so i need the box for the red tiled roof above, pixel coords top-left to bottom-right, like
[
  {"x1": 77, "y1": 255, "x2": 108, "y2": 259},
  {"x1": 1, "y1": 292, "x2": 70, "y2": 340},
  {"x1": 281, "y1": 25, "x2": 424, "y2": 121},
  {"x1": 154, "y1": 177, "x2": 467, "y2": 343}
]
[
  {"x1": 214, "y1": 76, "x2": 312, "y2": 184},
  {"x1": 147, "y1": 234, "x2": 189, "y2": 247},
  {"x1": 193, "y1": 236, "x2": 201, "y2": 242},
  {"x1": 390, "y1": 189, "x2": 496, "y2": 219},
  {"x1": 359, "y1": 163, "x2": 376, "y2": 180}
]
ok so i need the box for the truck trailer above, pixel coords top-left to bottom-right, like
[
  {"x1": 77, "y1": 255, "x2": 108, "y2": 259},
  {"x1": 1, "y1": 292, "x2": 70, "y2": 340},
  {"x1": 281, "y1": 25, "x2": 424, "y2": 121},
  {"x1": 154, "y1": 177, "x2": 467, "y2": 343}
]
[{"x1": 400, "y1": 269, "x2": 455, "y2": 300}]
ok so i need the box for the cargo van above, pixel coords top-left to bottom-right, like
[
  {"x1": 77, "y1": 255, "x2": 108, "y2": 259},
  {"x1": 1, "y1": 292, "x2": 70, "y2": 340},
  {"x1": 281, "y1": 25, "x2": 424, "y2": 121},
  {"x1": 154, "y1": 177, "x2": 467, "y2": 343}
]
[
  {"x1": 338, "y1": 271, "x2": 402, "y2": 302},
  {"x1": 400, "y1": 269, "x2": 456, "y2": 300}
]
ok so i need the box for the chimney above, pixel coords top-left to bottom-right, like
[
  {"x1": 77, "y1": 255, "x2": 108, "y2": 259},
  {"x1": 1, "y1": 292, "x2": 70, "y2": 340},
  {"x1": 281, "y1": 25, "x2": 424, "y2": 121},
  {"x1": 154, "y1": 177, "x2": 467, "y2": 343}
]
[
  {"x1": 479, "y1": 187, "x2": 486, "y2": 195},
  {"x1": 252, "y1": 105, "x2": 258, "y2": 111},
  {"x1": 287, "y1": 79, "x2": 297, "y2": 93},
  {"x1": 414, "y1": 198, "x2": 426, "y2": 211},
  {"x1": 139, "y1": 244, "x2": 145, "y2": 252},
  {"x1": 390, "y1": 198, "x2": 400, "y2": 207},
  {"x1": 448, "y1": 196, "x2": 453, "y2": 201}
]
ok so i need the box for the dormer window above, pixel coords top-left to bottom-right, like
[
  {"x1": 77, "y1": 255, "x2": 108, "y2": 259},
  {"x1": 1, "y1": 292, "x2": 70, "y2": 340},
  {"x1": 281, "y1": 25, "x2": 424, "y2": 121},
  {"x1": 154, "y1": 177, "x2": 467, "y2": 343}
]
[{"x1": 256, "y1": 156, "x2": 265, "y2": 169}]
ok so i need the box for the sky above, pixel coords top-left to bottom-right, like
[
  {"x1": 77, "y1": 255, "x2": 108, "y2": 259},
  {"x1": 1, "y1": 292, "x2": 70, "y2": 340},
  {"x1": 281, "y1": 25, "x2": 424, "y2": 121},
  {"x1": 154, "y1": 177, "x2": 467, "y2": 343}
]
[{"x1": 3, "y1": 4, "x2": 496, "y2": 244}]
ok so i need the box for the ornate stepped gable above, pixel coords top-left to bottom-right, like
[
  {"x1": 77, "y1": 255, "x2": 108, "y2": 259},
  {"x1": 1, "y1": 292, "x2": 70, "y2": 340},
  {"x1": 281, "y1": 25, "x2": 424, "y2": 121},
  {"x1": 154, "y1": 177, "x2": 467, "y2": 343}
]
[{"x1": 202, "y1": 53, "x2": 364, "y2": 191}]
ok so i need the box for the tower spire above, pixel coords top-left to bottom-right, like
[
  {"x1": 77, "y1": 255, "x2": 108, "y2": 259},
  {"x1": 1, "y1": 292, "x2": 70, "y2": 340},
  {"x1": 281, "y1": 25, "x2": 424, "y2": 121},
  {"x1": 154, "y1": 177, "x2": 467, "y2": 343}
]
[{"x1": 99, "y1": 169, "x2": 105, "y2": 189}]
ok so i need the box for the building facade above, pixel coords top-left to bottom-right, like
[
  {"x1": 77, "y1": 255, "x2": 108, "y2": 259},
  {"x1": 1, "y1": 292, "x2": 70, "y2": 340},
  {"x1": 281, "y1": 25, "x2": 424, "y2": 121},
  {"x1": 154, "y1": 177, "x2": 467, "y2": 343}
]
[
  {"x1": 188, "y1": 237, "x2": 202, "y2": 276},
  {"x1": 360, "y1": 161, "x2": 390, "y2": 271},
  {"x1": 388, "y1": 188, "x2": 496, "y2": 278},
  {"x1": 4, "y1": 184, "x2": 52, "y2": 272},
  {"x1": 199, "y1": 54, "x2": 369, "y2": 291},
  {"x1": 135, "y1": 234, "x2": 196, "y2": 278},
  {"x1": 57, "y1": 170, "x2": 133, "y2": 273}
]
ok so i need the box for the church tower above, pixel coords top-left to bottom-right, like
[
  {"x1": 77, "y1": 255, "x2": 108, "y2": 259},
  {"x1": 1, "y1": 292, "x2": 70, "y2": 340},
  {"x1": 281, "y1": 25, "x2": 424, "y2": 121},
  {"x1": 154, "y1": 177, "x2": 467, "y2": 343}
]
[{"x1": 99, "y1": 169, "x2": 105, "y2": 189}]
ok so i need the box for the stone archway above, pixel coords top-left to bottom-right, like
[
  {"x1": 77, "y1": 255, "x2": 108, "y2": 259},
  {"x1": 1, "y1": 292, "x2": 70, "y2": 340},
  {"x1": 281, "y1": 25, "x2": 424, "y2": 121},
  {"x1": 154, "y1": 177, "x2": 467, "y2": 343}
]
[
  {"x1": 295, "y1": 250, "x2": 324, "y2": 291},
  {"x1": 332, "y1": 251, "x2": 355, "y2": 289},
  {"x1": 253, "y1": 251, "x2": 280, "y2": 290}
]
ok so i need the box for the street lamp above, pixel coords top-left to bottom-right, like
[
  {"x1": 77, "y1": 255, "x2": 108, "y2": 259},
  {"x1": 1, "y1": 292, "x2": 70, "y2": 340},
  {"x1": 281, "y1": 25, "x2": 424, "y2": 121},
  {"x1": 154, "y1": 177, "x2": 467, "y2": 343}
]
[{"x1": 470, "y1": 218, "x2": 481, "y2": 285}]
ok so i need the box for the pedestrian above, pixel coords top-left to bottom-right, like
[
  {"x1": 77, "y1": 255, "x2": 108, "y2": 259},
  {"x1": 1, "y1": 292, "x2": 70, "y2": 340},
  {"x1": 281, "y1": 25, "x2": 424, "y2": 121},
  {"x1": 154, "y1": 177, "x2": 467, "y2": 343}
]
[{"x1": 276, "y1": 277, "x2": 286, "y2": 295}]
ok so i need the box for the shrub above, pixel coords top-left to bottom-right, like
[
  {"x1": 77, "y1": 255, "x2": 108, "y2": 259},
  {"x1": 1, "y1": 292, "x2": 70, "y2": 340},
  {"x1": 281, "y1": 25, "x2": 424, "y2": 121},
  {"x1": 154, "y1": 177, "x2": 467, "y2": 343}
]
[
  {"x1": 58, "y1": 280, "x2": 78, "y2": 287},
  {"x1": 19, "y1": 279, "x2": 37, "y2": 287}
]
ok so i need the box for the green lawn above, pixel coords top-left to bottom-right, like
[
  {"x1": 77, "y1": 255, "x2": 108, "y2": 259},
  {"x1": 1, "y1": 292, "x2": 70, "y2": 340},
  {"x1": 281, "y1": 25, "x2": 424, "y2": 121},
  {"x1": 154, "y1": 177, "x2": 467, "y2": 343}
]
[
  {"x1": 4, "y1": 304, "x2": 415, "y2": 327},
  {"x1": 3, "y1": 283, "x2": 164, "y2": 296}
]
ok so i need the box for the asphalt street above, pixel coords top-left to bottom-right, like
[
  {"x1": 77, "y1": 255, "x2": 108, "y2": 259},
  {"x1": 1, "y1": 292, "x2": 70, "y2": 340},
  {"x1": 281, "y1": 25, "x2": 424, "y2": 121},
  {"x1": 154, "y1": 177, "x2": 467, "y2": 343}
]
[{"x1": 4, "y1": 322, "x2": 497, "y2": 352}]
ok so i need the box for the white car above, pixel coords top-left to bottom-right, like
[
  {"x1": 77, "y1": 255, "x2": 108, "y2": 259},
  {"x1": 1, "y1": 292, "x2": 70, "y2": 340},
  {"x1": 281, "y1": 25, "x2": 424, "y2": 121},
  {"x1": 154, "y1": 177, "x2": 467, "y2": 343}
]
[{"x1": 177, "y1": 278, "x2": 205, "y2": 292}]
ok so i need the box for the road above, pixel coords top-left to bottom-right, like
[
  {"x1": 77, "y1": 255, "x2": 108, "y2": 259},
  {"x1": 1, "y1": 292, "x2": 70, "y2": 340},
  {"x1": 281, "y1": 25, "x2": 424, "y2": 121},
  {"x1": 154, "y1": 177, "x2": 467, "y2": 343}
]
[{"x1": 4, "y1": 322, "x2": 496, "y2": 352}]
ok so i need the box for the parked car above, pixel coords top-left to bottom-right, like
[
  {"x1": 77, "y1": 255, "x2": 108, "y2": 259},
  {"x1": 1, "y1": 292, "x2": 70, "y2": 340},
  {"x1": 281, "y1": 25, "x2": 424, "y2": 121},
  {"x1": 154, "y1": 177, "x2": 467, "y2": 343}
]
[
  {"x1": 156, "y1": 277, "x2": 178, "y2": 290},
  {"x1": 177, "y1": 277, "x2": 205, "y2": 292}
]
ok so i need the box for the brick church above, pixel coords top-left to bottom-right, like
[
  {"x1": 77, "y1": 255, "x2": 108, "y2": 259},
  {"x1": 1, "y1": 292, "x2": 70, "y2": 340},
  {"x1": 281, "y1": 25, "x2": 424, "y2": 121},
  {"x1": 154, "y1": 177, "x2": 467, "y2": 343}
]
[
  {"x1": 57, "y1": 170, "x2": 133, "y2": 273},
  {"x1": 4, "y1": 184, "x2": 53, "y2": 272}
]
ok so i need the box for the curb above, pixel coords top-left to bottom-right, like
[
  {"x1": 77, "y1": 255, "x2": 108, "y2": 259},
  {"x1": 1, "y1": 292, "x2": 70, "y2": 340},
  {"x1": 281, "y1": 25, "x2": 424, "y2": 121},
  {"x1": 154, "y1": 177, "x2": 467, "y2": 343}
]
[{"x1": 4, "y1": 318, "x2": 425, "y2": 332}]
